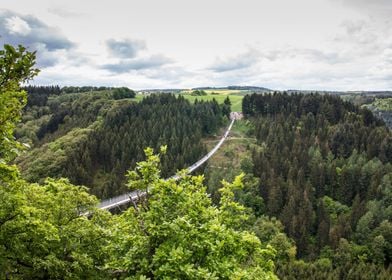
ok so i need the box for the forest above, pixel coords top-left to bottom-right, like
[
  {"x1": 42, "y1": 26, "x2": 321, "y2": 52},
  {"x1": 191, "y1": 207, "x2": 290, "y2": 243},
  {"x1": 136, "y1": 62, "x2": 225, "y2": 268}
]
[
  {"x1": 241, "y1": 93, "x2": 392, "y2": 278},
  {"x1": 1, "y1": 44, "x2": 391, "y2": 279},
  {"x1": 15, "y1": 86, "x2": 227, "y2": 198}
]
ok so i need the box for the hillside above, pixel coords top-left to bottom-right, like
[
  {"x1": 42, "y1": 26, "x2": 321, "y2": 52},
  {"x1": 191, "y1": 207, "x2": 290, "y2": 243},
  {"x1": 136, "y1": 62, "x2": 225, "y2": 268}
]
[
  {"x1": 10, "y1": 81, "x2": 392, "y2": 279},
  {"x1": 13, "y1": 85, "x2": 392, "y2": 279},
  {"x1": 15, "y1": 87, "x2": 229, "y2": 198}
]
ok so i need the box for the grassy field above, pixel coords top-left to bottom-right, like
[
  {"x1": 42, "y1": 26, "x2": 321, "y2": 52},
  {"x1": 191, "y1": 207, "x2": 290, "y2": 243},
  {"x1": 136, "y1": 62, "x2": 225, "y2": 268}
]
[
  {"x1": 179, "y1": 90, "x2": 245, "y2": 112},
  {"x1": 134, "y1": 94, "x2": 145, "y2": 102},
  {"x1": 135, "y1": 89, "x2": 245, "y2": 112}
]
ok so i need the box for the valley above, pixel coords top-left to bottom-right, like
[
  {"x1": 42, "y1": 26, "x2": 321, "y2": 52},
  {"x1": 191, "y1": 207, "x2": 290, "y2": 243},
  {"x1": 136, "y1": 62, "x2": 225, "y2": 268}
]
[{"x1": 10, "y1": 83, "x2": 392, "y2": 279}]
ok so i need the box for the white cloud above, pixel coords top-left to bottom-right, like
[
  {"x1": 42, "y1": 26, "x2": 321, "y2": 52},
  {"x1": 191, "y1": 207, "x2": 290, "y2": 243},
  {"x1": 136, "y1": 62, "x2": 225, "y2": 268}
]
[
  {"x1": 5, "y1": 16, "x2": 31, "y2": 35},
  {"x1": 208, "y1": 50, "x2": 260, "y2": 72},
  {"x1": 0, "y1": 10, "x2": 76, "y2": 68}
]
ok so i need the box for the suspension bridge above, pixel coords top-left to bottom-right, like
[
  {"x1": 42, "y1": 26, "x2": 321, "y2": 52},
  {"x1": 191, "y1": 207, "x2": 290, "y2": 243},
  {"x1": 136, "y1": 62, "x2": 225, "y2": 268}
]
[{"x1": 98, "y1": 118, "x2": 235, "y2": 210}]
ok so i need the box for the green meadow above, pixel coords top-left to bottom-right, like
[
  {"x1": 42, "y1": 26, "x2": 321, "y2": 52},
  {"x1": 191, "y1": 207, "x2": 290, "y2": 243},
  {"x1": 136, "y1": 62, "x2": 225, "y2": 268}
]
[
  {"x1": 135, "y1": 90, "x2": 246, "y2": 112},
  {"x1": 179, "y1": 89, "x2": 245, "y2": 112}
]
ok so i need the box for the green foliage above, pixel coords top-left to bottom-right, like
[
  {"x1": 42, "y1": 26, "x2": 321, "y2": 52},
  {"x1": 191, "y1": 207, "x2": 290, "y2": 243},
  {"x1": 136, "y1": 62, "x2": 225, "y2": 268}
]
[
  {"x1": 190, "y1": 89, "x2": 207, "y2": 96},
  {"x1": 112, "y1": 87, "x2": 135, "y2": 99},
  {"x1": 322, "y1": 196, "x2": 350, "y2": 222},
  {"x1": 0, "y1": 44, "x2": 111, "y2": 279},
  {"x1": 17, "y1": 125, "x2": 97, "y2": 183},
  {"x1": 276, "y1": 258, "x2": 392, "y2": 280},
  {"x1": 0, "y1": 44, "x2": 38, "y2": 163},
  {"x1": 252, "y1": 216, "x2": 297, "y2": 262},
  {"x1": 181, "y1": 93, "x2": 244, "y2": 112},
  {"x1": 61, "y1": 86, "x2": 111, "y2": 94},
  {"x1": 222, "y1": 96, "x2": 231, "y2": 118},
  {"x1": 106, "y1": 148, "x2": 278, "y2": 279},
  {"x1": 0, "y1": 178, "x2": 112, "y2": 279},
  {"x1": 236, "y1": 175, "x2": 265, "y2": 217},
  {"x1": 371, "y1": 98, "x2": 392, "y2": 111}
]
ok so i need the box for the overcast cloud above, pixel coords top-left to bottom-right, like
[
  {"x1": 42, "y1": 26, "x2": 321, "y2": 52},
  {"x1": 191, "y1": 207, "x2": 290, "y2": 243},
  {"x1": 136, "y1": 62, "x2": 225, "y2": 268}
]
[
  {"x1": 0, "y1": 9, "x2": 74, "y2": 67},
  {"x1": 106, "y1": 38, "x2": 146, "y2": 59},
  {"x1": 102, "y1": 54, "x2": 173, "y2": 74},
  {"x1": 47, "y1": 7, "x2": 83, "y2": 18},
  {"x1": 1, "y1": 0, "x2": 391, "y2": 90}
]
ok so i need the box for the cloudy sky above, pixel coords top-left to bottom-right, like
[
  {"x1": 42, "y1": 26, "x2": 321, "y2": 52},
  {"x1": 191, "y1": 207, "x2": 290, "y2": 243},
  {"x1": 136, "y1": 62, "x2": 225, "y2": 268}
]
[{"x1": 1, "y1": 0, "x2": 392, "y2": 90}]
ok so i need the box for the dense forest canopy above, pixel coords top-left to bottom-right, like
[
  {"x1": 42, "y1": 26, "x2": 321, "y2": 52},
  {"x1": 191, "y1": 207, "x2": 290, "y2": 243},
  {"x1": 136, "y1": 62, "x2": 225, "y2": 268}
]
[
  {"x1": 240, "y1": 93, "x2": 392, "y2": 278},
  {"x1": 21, "y1": 85, "x2": 135, "y2": 108},
  {"x1": 15, "y1": 87, "x2": 228, "y2": 198}
]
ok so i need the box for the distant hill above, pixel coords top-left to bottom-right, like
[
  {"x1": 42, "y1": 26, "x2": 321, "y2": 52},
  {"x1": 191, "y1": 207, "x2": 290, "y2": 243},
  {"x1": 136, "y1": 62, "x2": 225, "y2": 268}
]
[
  {"x1": 287, "y1": 89, "x2": 392, "y2": 96},
  {"x1": 345, "y1": 91, "x2": 392, "y2": 96},
  {"x1": 192, "y1": 86, "x2": 272, "y2": 91},
  {"x1": 137, "y1": 88, "x2": 185, "y2": 94},
  {"x1": 227, "y1": 85, "x2": 272, "y2": 91},
  {"x1": 136, "y1": 87, "x2": 392, "y2": 96}
]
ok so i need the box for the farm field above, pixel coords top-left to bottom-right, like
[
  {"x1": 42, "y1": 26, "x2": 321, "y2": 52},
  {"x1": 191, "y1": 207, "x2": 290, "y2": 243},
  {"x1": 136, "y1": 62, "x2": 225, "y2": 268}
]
[
  {"x1": 136, "y1": 89, "x2": 246, "y2": 111},
  {"x1": 179, "y1": 89, "x2": 246, "y2": 112}
]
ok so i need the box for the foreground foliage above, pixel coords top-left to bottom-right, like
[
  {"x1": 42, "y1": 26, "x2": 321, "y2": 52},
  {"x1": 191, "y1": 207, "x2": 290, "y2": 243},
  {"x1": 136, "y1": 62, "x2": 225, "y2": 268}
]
[
  {"x1": 0, "y1": 44, "x2": 111, "y2": 279},
  {"x1": 106, "y1": 148, "x2": 277, "y2": 279},
  {"x1": 1, "y1": 44, "x2": 278, "y2": 279},
  {"x1": 0, "y1": 176, "x2": 112, "y2": 279}
]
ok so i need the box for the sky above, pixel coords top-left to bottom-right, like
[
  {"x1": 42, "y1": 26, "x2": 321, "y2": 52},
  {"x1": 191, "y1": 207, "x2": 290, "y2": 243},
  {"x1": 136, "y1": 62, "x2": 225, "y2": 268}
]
[{"x1": 1, "y1": 0, "x2": 392, "y2": 90}]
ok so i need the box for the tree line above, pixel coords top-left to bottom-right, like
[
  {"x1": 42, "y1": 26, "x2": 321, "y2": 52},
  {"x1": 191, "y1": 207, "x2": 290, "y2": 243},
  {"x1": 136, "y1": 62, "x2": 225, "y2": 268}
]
[{"x1": 22, "y1": 85, "x2": 135, "y2": 108}]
